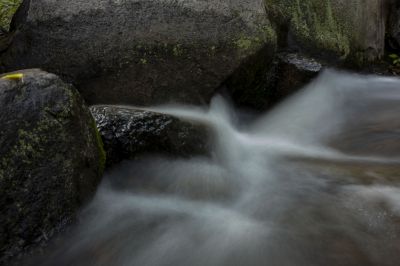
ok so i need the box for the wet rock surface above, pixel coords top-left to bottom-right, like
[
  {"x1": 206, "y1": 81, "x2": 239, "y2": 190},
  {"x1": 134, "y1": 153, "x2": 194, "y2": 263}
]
[
  {"x1": 90, "y1": 105, "x2": 211, "y2": 166},
  {"x1": 0, "y1": 69, "x2": 105, "y2": 264},
  {"x1": 274, "y1": 53, "x2": 321, "y2": 102},
  {"x1": 228, "y1": 53, "x2": 322, "y2": 109}
]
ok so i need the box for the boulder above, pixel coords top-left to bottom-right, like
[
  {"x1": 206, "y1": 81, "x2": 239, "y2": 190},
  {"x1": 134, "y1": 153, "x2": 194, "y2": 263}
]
[
  {"x1": 1, "y1": 0, "x2": 276, "y2": 106},
  {"x1": 265, "y1": 0, "x2": 389, "y2": 64},
  {"x1": 90, "y1": 105, "x2": 210, "y2": 166},
  {"x1": 0, "y1": 69, "x2": 105, "y2": 263}
]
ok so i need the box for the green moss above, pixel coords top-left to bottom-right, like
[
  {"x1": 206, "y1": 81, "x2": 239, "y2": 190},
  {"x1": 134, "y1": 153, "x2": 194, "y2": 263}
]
[
  {"x1": 234, "y1": 24, "x2": 277, "y2": 54},
  {"x1": 140, "y1": 58, "x2": 147, "y2": 65},
  {"x1": 172, "y1": 44, "x2": 183, "y2": 56},
  {"x1": 0, "y1": 91, "x2": 107, "y2": 186},
  {"x1": 0, "y1": 0, "x2": 22, "y2": 30},
  {"x1": 0, "y1": 112, "x2": 68, "y2": 183},
  {"x1": 235, "y1": 37, "x2": 254, "y2": 50},
  {"x1": 262, "y1": 24, "x2": 278, "y2": 44}
]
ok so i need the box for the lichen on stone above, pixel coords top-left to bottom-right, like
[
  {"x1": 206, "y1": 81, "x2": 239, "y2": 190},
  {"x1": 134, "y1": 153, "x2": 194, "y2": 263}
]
[
  {"x1": 0, "y1": 69, "x2": 106, "y2": 263},
  {"x1": 234, "y1": 23, "x2": 277, "y2": 56}
]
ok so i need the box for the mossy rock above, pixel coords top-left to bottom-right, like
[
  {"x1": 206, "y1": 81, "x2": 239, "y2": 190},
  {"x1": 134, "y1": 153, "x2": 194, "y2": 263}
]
[
  {"x1": 0, "y1": 0, "x2": 22, "y2": 30},
  {"x1": 0, "y1": 69, "x2": 105, "y2": 263},
  {"x1": 265, "y1": 0, "x2": 387, "y2": 65}
]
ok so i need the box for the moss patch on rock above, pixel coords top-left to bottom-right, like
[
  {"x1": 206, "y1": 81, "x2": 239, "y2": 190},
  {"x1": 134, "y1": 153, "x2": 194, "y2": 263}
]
[
  {"x1": 0, "y1": 0, "x2": 22, "y2": 30},
  {"x1": 234, "y1": 24, "x2": 277, "y2": 54},
  {"x1": 0, "y1": 69, "x2": 105, "y2": 264}
]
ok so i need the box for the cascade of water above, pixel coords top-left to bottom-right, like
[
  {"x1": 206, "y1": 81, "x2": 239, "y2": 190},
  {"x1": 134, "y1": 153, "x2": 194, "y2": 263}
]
[{"x1": 35, "y1": 70, "x2": 400, "y2": 266}]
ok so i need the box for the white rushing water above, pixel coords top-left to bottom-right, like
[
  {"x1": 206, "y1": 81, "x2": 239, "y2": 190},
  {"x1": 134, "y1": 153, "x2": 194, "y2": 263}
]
[{"x1": 37, "y1": 70, "x2": 400, "y2": 266}]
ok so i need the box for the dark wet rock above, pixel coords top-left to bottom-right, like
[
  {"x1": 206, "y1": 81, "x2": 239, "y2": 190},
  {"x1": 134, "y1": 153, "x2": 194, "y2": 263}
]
[
  {"x1": 227, "y1": 53, "x2": 321, "y2": 109},
  {"x1": 280, "y1": 53, "x2": 322, "y2": 73},
  {"x1": 274, "y1": 53, "x2": 321, "y2": 101},
  {"x1": 1, "y1": 0, "x2": 276, "y2": 106},
  {"x1": 0, "y1": 69, "x2": 105, "y2": 264},
  {"x1": 0, "y1": 29, "x2": 15, "y2": 53},
  {"x1": 8, "y1": 0, "x2": 28, "y2": 33},
  {"x1": 90, "y1": 105, "x2": 211, "y2": 166}
]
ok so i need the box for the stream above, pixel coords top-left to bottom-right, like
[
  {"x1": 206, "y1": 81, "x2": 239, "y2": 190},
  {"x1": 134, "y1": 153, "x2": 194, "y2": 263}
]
[{"x1": 35, "y1": 70, "x2": 400, "y2": 266}]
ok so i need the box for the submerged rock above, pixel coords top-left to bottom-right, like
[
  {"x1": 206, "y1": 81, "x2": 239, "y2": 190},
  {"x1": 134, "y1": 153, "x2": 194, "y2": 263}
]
[
  {"x1": 1, "y1": 0, "x2": 276, "y2": 106},
  {"x1": 90, "y1": 105, "x2": 211, "y2": 166},
  {"x1": 0, "y1": 69, "x2": 105, "y2": 263}
]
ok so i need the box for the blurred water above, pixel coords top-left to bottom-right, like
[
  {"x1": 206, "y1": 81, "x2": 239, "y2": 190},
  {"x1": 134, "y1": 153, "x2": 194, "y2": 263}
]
[{"x1": 37, "y1": 70, "x2": 400, "y2": 266}]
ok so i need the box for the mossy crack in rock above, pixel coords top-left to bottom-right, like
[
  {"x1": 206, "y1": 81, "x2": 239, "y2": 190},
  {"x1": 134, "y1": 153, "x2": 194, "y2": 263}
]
[{"x1": 0, "y1": 69, "x2": 105, "y2": 263}]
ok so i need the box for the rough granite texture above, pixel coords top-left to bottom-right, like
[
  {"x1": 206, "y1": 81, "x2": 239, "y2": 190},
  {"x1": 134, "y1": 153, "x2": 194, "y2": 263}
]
[
  {"x1": 0, "y1": 0, "x2": 277, "y2": 106},
  {"x1": 0, "y1": 69, "x2": 105, "y2": 264}
]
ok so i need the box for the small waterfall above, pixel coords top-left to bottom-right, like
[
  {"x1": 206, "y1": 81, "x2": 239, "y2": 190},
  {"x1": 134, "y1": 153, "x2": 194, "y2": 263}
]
[{"x1": 36, "y1": 70, "x2": 400, "y2": 266}]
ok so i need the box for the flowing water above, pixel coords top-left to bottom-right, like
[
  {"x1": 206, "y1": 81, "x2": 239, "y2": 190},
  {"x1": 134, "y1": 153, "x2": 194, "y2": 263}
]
[{"x1": 37, "y1": 70, "x2": 400, "y2": 266}]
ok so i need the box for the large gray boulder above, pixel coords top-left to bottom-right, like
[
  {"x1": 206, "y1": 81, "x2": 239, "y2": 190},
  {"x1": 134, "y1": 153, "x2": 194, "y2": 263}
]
[
  {"x1": 0, "y1": 0, "x2": 276, "y2": 106},
  {"x1": 0, "y1": 69, "x2": 105, "y2": 263},
  {"x1": 90, "y1": 105, "x2": 210, "y2": 166}
]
